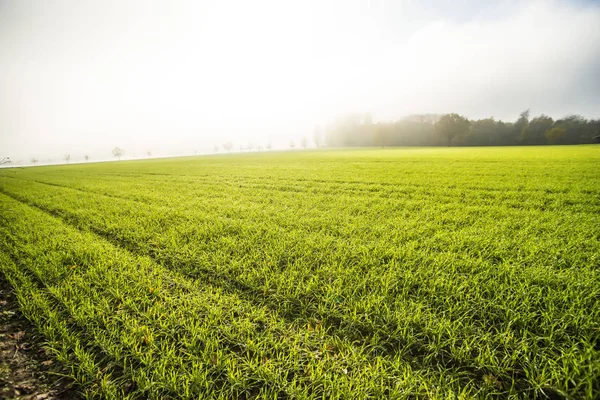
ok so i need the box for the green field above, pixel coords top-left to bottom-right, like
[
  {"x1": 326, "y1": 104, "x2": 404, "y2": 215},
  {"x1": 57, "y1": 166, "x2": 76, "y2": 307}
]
[{"x1": 0, "y1": 146, "x2": 598, "y2": 399}]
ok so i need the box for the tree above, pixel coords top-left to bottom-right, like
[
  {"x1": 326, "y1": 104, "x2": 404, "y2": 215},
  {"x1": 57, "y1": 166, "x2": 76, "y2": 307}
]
[
  {"x1": 64, "y1": 154, "x2": 71, "y2": 163},
  {"x1": 146, "y1": 151, "x2": 152, "y2": 157},
  {"x1": 554, "y1": 115, "x2": 589, "y2": 144},
  {"x1": 299, "y1": 110, "x2": 600, "y2": 147},
  {"x1": 223, "y1": 142, "x2": 233, "y2": 152},
  {"x1": 289, "y1": 140, "x2": 296, "y2": 150},
  {"x1": 434, "y1": 113, "x2": 470, "y2": 146},
  {"x1": 247, "y1": 142, "x2": 254, "y2": 152},
  {"x1": 522, "y1": 115, "x2": 553, "y2": 145},
  {"x1": 516, "y1": 109, "x2": 530, "y2": 127},
  {"x1": 513, "y1": 109, "x2": 530, "y2": 143},
  {"x1": 545, "y1": 127, "x2": 567, "y2": 144},
  {"x1": 490, "y1": 120, "x2": 511, "y2": 146},
  {"x1": 331, "y1": 113, "x2": 363, "y2": 146},
  {"x1": 266, "y1": 142, "x2": 272, "y2": 151},
  {"x1": 300, "y1": 136, "x2": 308, "y2": 149},
  {"x1": 313, "y1": 126, "x2": 322, "y2": 147},
  {"x1": 31, "y1": 157, "x2": 38, "y2": 165},
  {"x1": 465, "y1": 118, "x2": 497, "y2": 146},
  {"x1": 84, "y1": 154, "x2": 89, "y2": 162},
  {"x1": 112, "y1": 147, "x2": 124, "y2": 161},
  {"x1": 373, "y1": 124, "x2": 390, "y2": 147},
  {"x1": 213, "y1": 145, "x2": 220, "y2": 153}
]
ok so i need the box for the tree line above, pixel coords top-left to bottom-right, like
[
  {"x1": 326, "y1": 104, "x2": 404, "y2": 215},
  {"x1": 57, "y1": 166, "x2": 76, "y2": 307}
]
[
  {"x1": 28, "y1": 147, "x2": 127, "y2": 166},
  {"x1": 324, "y1": 111, "x2": 600, "y2": 147},
  {"x1": 22, "y1": 112, "x2": 600, "y2": 166}
]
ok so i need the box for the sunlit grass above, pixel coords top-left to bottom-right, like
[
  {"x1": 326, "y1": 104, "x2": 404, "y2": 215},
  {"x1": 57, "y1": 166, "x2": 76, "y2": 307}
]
[{"x1": 1, "y1": 146, "x2": 599, "y2": 399}]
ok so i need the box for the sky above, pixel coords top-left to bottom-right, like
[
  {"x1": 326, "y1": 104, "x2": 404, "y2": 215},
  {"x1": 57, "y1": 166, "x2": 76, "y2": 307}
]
[{"x1": 1, "y1": 0, "x2": 600, "y2": 163}]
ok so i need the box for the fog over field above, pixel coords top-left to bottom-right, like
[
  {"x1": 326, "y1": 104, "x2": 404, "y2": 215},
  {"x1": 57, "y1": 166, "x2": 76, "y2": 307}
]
[
  {"x1": 1, "y1": 3, "x2": 600, "y2": 398},
  {"x1": 1, "y1": 0, "x2": 600, "y2": 162}
]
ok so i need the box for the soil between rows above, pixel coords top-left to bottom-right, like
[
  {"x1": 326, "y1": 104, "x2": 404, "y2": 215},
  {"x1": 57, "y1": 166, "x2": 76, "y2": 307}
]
[{"x1": 0, "y1": 276, "x2": 80, "y2": 400}]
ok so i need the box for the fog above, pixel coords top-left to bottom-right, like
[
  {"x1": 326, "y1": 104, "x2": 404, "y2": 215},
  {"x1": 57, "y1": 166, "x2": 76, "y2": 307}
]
[{"x1": 1, "y1": 0, "x2": 600, "y2": 163}]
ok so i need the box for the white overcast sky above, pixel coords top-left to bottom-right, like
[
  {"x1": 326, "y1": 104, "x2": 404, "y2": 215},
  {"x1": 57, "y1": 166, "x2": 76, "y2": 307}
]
[{"x1": 1, "y1": 0, "x2": 600, "y2": 162}]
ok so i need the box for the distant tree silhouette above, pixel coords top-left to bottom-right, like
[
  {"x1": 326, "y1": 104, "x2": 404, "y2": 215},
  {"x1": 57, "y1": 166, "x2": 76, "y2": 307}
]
[
  {"x1": 513, "y1": 109, "x2": 530, "y2": 142},
  {"x1": 223, "y1": 142, "x2": 233, "y2": 152},
  {"x1": 320, "y1": 110, "x2": 600, "y2": 147},
  {"x1": 64, "y1": 154, "x2": 71, "y2": 163},
  {"x1": 31, "y1": 157, "x2": 38, "y2": 165},
  {"x1": 464, "y1": 118, "x2": 497, "y2": 146},
  {"x1": 112, "y1": 147, "x2": 124, "y2": 161},
  {"x1": 545, "y1": 127, "x2": 567, "y2": 144},
  {"x1": 522, "y1": 115, "x2": 553, "y2": 145},
  {"x1": 300, "y1": 136, "x2": 308, "y2": 149},
  {"x1": 435, "y1": 114, "x2": 470, "y2": 146},
  {"x1": 554, "y1": 115, "x2": 589, "y2": 144},
  {"x1": 313, "y1": 126, "x2": 323, "y2": 147},
  {"x1": 84, "y1": 154, "x2": 89, "y2": 162}
]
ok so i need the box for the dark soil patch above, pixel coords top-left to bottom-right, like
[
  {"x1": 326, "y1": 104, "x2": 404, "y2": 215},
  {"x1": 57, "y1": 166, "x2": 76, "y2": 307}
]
[{"x1": 0, "y1": 277, "x2": 80, "y2": 400}]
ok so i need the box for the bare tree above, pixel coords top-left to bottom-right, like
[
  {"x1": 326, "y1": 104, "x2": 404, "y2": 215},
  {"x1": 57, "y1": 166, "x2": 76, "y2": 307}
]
[
  {"x1": 223, "y1": 142, "x2": 233, "y2": 152},
  {"x1": 112, "y1": 147, "x2": 124, "y2": 161},
  {"x1": 313, "y1": 125, "x2": 323, "y2": 147},
  {"x1": 64, "y1": 154, "x2": 71, "y2": 164},
  {"x1": 84, "y1": 154, "x2": 89, "y2": 162},
  {"x1": 31, "y1": 157, "x2": 38, "y2": 165},
  {"x1": 300, "y1": 136, "x2": 308, "y2": 149}
]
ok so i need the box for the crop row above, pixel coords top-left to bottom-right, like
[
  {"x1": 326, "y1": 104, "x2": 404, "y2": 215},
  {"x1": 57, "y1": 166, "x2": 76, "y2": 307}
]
[
  {"x1": 2, "y1": 147, "x2": 599, "y2": 398},
  {"x1": 2, "y1": 169, "x2": 598, "y2": 398},
  {"x1": 1, "y1": 193, "x2": 473, "y2": 398}
]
